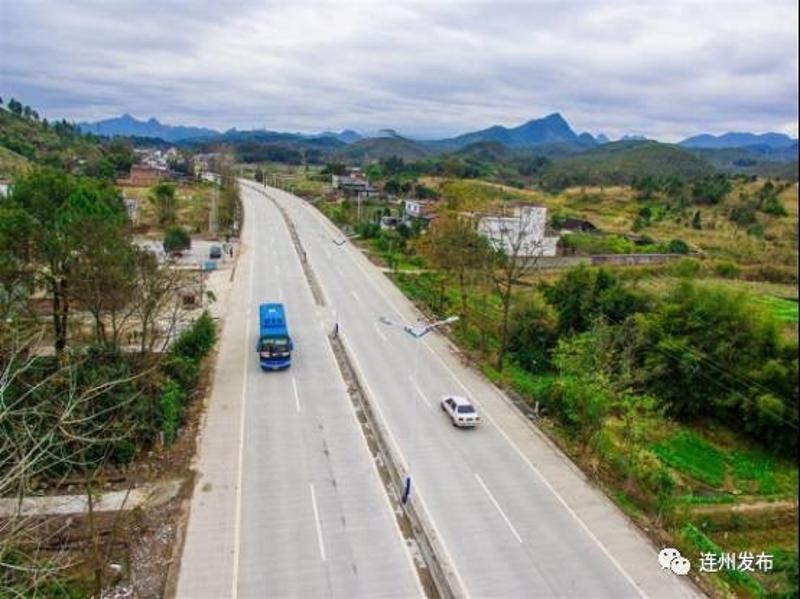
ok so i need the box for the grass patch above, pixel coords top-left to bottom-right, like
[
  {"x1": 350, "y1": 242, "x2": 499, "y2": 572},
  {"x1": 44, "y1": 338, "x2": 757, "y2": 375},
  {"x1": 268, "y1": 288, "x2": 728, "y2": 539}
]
[
  {"x1": 652, "y1": 431, "x2": 727, "y2": 487},
  {"x1": 681, "y1": 523, "x2": 765, "y2": 598},
  {"x1": 756, "y1": 296, "x2": 798, "y2": 323},
  {"x1": 677, "y1": 493, "x2": 736, "y2": 505}
]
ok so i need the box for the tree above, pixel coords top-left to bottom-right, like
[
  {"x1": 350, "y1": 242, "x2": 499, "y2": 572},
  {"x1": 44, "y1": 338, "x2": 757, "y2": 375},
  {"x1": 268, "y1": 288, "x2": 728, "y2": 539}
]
[
  {"x1": 7, "y1": 98, "x2": 23, "y2": 115},
  {"x1": 507, "y1": 293, "x2": 559, "y2": 372},
  {"x1": 149, "y1": 182, "x2": 178, "y2": 226},
  {"x1": 691, "y1": 210, "x2": 702, "y2": 230},
  {"x1": 129, "y1": 249, "x2": 186, "y2": 353},
  {"x1": 691, "y1": 174, "x2": 731, "y2": 205},
  {"x1": 71, "y1": 216, "x2": 137, "y2": 345},
  {"x1": 416, "y1": 213, "x2": 490, "y2": 317},
  {"x1": 9, "y1": 169, "x2": 71, "y2": 353},
  {"x1": 163, "y1": 226, "x2": 191, "y2": 254},
  {"x1": 481, "y1": 207, "x2": 546, "y2": 371}
]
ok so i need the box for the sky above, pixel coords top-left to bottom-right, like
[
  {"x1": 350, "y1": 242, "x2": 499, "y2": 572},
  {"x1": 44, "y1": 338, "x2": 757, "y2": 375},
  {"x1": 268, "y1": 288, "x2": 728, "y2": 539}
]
[{"x1": 1, "y1": 0, "x2": 798, "y2": 141}]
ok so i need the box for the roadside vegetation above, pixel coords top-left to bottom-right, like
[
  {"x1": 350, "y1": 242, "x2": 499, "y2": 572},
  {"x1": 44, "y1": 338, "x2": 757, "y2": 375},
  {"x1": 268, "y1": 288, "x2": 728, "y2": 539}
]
[{"x1": 0, "y1": 104, "x2": 236, "y2": 596}]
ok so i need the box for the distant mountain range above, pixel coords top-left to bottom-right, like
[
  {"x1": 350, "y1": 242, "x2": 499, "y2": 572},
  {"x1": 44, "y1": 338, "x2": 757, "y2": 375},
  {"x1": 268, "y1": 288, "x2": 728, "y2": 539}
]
[
  {"x1": 679, "y1": 131, "x2": 796, "y2": 150},
  {"x1": 78, "y1": 114, "x2": 219, "y2": 142},
  {"x1": 78, "y1": 113, "x2": 797, "y2": 158}
]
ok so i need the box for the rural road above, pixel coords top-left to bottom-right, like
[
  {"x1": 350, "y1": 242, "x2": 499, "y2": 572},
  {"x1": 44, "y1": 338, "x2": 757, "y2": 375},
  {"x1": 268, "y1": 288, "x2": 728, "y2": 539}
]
[
  {"x1": 176, "y1": 183, "x2": 421, "y2": 598},
  {"x1": 176, "y1": 179, "x2": 701, "y2": 598}
]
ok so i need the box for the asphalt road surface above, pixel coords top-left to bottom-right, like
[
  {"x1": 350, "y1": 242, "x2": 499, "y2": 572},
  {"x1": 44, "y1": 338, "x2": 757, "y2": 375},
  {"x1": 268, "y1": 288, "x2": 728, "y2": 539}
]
[{"x1": 176, "y1": 183, "x2": 421, "y2": 598}]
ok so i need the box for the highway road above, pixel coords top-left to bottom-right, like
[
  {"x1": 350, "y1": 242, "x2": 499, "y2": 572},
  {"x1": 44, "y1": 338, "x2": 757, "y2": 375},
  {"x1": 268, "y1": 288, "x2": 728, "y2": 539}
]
[
  {"x1": 176, "y1": 184, "x2": 421, "y2": 597},
  {"x1": 247, "y1": 180, "x2": 701, "y2": 599}
]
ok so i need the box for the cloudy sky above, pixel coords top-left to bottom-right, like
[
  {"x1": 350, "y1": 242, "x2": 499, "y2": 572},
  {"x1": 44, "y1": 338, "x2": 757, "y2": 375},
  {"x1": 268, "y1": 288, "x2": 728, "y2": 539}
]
[{"x1": 1, "y1": 0, "x2": 797, "y2": 141}]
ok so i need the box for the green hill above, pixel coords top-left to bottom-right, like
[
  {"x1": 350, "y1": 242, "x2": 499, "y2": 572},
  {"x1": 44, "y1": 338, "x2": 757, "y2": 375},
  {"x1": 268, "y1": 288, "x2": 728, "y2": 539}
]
[
  {"x1": 0, "y1": 108, "x2": 103, "y2": 168},
  {"x1": 541, "y1": 141, "x2": 716, "y2": 190},
  {"x1": 0, "y1": 145, "x2": 31, "y2": 178},
  {"x1": 334, "y1": 136, "x2": 431, "y2": 162}
]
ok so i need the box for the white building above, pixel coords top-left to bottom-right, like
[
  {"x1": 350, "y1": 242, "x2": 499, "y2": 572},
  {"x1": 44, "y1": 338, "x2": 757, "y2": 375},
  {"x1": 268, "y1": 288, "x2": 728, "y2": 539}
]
[{"x1": 476, "y1": 205, "x2": 559, "y2": 257}]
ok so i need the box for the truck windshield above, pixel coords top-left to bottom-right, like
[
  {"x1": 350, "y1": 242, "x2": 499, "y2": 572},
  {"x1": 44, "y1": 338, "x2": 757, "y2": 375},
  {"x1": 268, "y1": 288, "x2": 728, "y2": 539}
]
[{"x1": 260, "y1": 337, "x2": 291, "y2": 355}]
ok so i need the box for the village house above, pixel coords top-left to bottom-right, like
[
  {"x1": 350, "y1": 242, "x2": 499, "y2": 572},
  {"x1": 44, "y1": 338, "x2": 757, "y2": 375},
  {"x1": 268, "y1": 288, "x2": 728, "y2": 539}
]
[
  {"x1": 117, "y1": 165, "x2": 164, "y2": 187},
  {"x1": 403, "y1": 199, "x2": 437, "y2": 225},
  {"x1": 475, "y1": 204, "x2": 559, "y2": 257}
]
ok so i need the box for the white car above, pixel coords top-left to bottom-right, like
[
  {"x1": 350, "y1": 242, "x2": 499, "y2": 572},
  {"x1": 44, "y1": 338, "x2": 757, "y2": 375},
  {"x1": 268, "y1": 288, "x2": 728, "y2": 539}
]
[{"x1": 441, "y1": 395, "x2": 481, "y2": 428}]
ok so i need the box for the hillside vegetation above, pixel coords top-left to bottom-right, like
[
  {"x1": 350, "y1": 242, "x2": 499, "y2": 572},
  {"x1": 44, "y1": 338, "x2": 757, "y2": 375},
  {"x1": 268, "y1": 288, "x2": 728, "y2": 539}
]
[{"x1": 540, "y1": 141, "x2": 716, "y2": 189}]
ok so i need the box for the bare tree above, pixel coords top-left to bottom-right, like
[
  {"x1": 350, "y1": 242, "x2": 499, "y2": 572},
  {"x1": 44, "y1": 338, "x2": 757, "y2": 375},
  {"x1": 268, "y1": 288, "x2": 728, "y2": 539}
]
[
  {"x1": 0, "y1": 332, "x2": 150, "y2": 596},
  {"x1": 479, "y1": 205, "x2": 548, "y2": 371}
]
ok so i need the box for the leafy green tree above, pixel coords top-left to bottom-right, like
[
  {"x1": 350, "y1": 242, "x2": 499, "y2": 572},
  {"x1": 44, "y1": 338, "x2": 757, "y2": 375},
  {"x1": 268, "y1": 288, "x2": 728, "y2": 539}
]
[
  {"x1": 623, "y1": 281, "x2": 797, "y2": 454},
  {"x1": 417, "y1": 213, "x2": 491, "y2": 316},
  {"x1": 691, "y1": 174, "x2": 732, "y2": 205},
  {"x1": 163, "y1": 226, "x2": 191, "y2": 254},
  {"x1": 8, "y1": 168, "x2": 123, "y2": 353},
  {"x1": 149, "y1": 182, "x2": 178, "y2": 226},
  {"x1": 507, "y1": 293, "x2": 559, "y2": 372},
  {"x1": 541, "y1": 265, "x2": 650, "y2": 335}
]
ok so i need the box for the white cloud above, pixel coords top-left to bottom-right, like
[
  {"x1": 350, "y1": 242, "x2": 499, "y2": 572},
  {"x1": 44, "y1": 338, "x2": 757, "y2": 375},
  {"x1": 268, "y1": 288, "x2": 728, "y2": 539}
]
[{"x1": 1, "y1": 0, "x2": 797, "y2": 140}]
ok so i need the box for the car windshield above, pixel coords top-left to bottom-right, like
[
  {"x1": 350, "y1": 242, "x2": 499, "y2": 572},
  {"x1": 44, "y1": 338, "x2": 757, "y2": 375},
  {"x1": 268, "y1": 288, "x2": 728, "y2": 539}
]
[{"x1": 457, "y1": 405, "x2": 476, "y2": 414}]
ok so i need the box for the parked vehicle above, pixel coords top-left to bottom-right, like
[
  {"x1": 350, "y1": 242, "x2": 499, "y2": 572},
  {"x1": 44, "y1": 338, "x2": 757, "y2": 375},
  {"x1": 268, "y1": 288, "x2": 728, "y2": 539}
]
[
  {"x1": 441, "y1": 395, "x2": 481, "y2": 427},
  {"x1": 209, "y1": 245, "x2": 222, "y2": 259},
  {"x1": 256, "y1": 303, "x2": 293, "y2": 370}
]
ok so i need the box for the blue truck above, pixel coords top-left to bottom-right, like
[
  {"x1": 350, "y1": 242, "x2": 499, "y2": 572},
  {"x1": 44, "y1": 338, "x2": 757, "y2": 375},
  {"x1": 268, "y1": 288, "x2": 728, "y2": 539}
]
[{"x1": 256, "y1": 303, "x2": 293, "y2": 370}]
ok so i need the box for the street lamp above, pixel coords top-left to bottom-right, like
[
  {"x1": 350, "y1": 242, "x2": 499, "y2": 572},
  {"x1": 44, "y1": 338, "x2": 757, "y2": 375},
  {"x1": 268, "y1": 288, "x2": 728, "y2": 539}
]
[{"x1": 379, "y1": 314, "x2": 459, "y2": 503}]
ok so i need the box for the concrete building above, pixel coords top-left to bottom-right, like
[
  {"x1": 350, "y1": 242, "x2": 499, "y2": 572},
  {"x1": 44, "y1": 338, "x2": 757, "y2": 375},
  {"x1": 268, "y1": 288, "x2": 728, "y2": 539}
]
[
  {"x1": 476, "y1": 205, "x2": 559, "y2": 257},
  {"x1": 403, "y1": 199, "x2": 437, "y2": 224}
]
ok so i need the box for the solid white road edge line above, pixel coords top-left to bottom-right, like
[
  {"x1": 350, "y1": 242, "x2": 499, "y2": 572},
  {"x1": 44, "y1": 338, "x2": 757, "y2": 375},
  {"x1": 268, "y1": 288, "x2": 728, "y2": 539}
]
[
  {"x1": 474, "y1": 473, "x2": 523, "y2": 544},
  {"x1": 309, "y1": 483, "x2": 327, "y2": 562},
  {"x1": 230, "y1": 210, "x2": 255, "y2": 599}
]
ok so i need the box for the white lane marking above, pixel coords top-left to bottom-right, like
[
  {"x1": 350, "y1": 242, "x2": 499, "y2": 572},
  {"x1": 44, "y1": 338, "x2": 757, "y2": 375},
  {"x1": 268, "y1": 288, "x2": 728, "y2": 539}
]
[
  {"x1": 475, "y1": 473, "x2": 523, "y2": 544},
  {"x1": 373, "y1": 322, "x2": 388, "y2": 342},
  {"x1": 309, "y1": 483, "x2": 327, "y2": 562},
  {"x1": 350, "y1": 289, "x2": 362, "y2": 304},
  {"x1": 292, "y1": 376, "x2": 301, "y2": 414},
  {"x1": 412, "y1": 381, "x2": 431, "y2": 409},
  {"x1": 292, "y1": 194, "x2": 646, "y2": 598},
  {"x1": 338, "y1": 328, "x2": 470, "y2": 597},
  {"x1": 231, "y1": 206, "x2": 256, "y2": 599}
]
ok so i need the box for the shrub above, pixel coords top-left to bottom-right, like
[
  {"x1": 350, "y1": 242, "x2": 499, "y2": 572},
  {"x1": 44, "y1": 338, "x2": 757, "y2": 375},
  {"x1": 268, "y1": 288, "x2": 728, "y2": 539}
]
[
  {"x1": 160, "y1": 380, "x2": 184, "y2": 446},
  {"x1": 762, "y1": 195, "x2": 788, "y2": 216},
  {"x1": 162, "y1": 354, "x2": 200, "y2": 390},
  {"x1": 669, "y1": 257, "x2": 702, "y2": 278},
  {"x1": 170, "y1": 311, "x2": 216, "y2": 360},
  {"x1": 163, "y1": 226, "x2": 191, "y2": 254},
  {"x1": 714, "y1": 261, "x2": 740, "y2": 279},
  {"x1": 665, "y1": 239, "x2": 689, "y2": 254}
]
